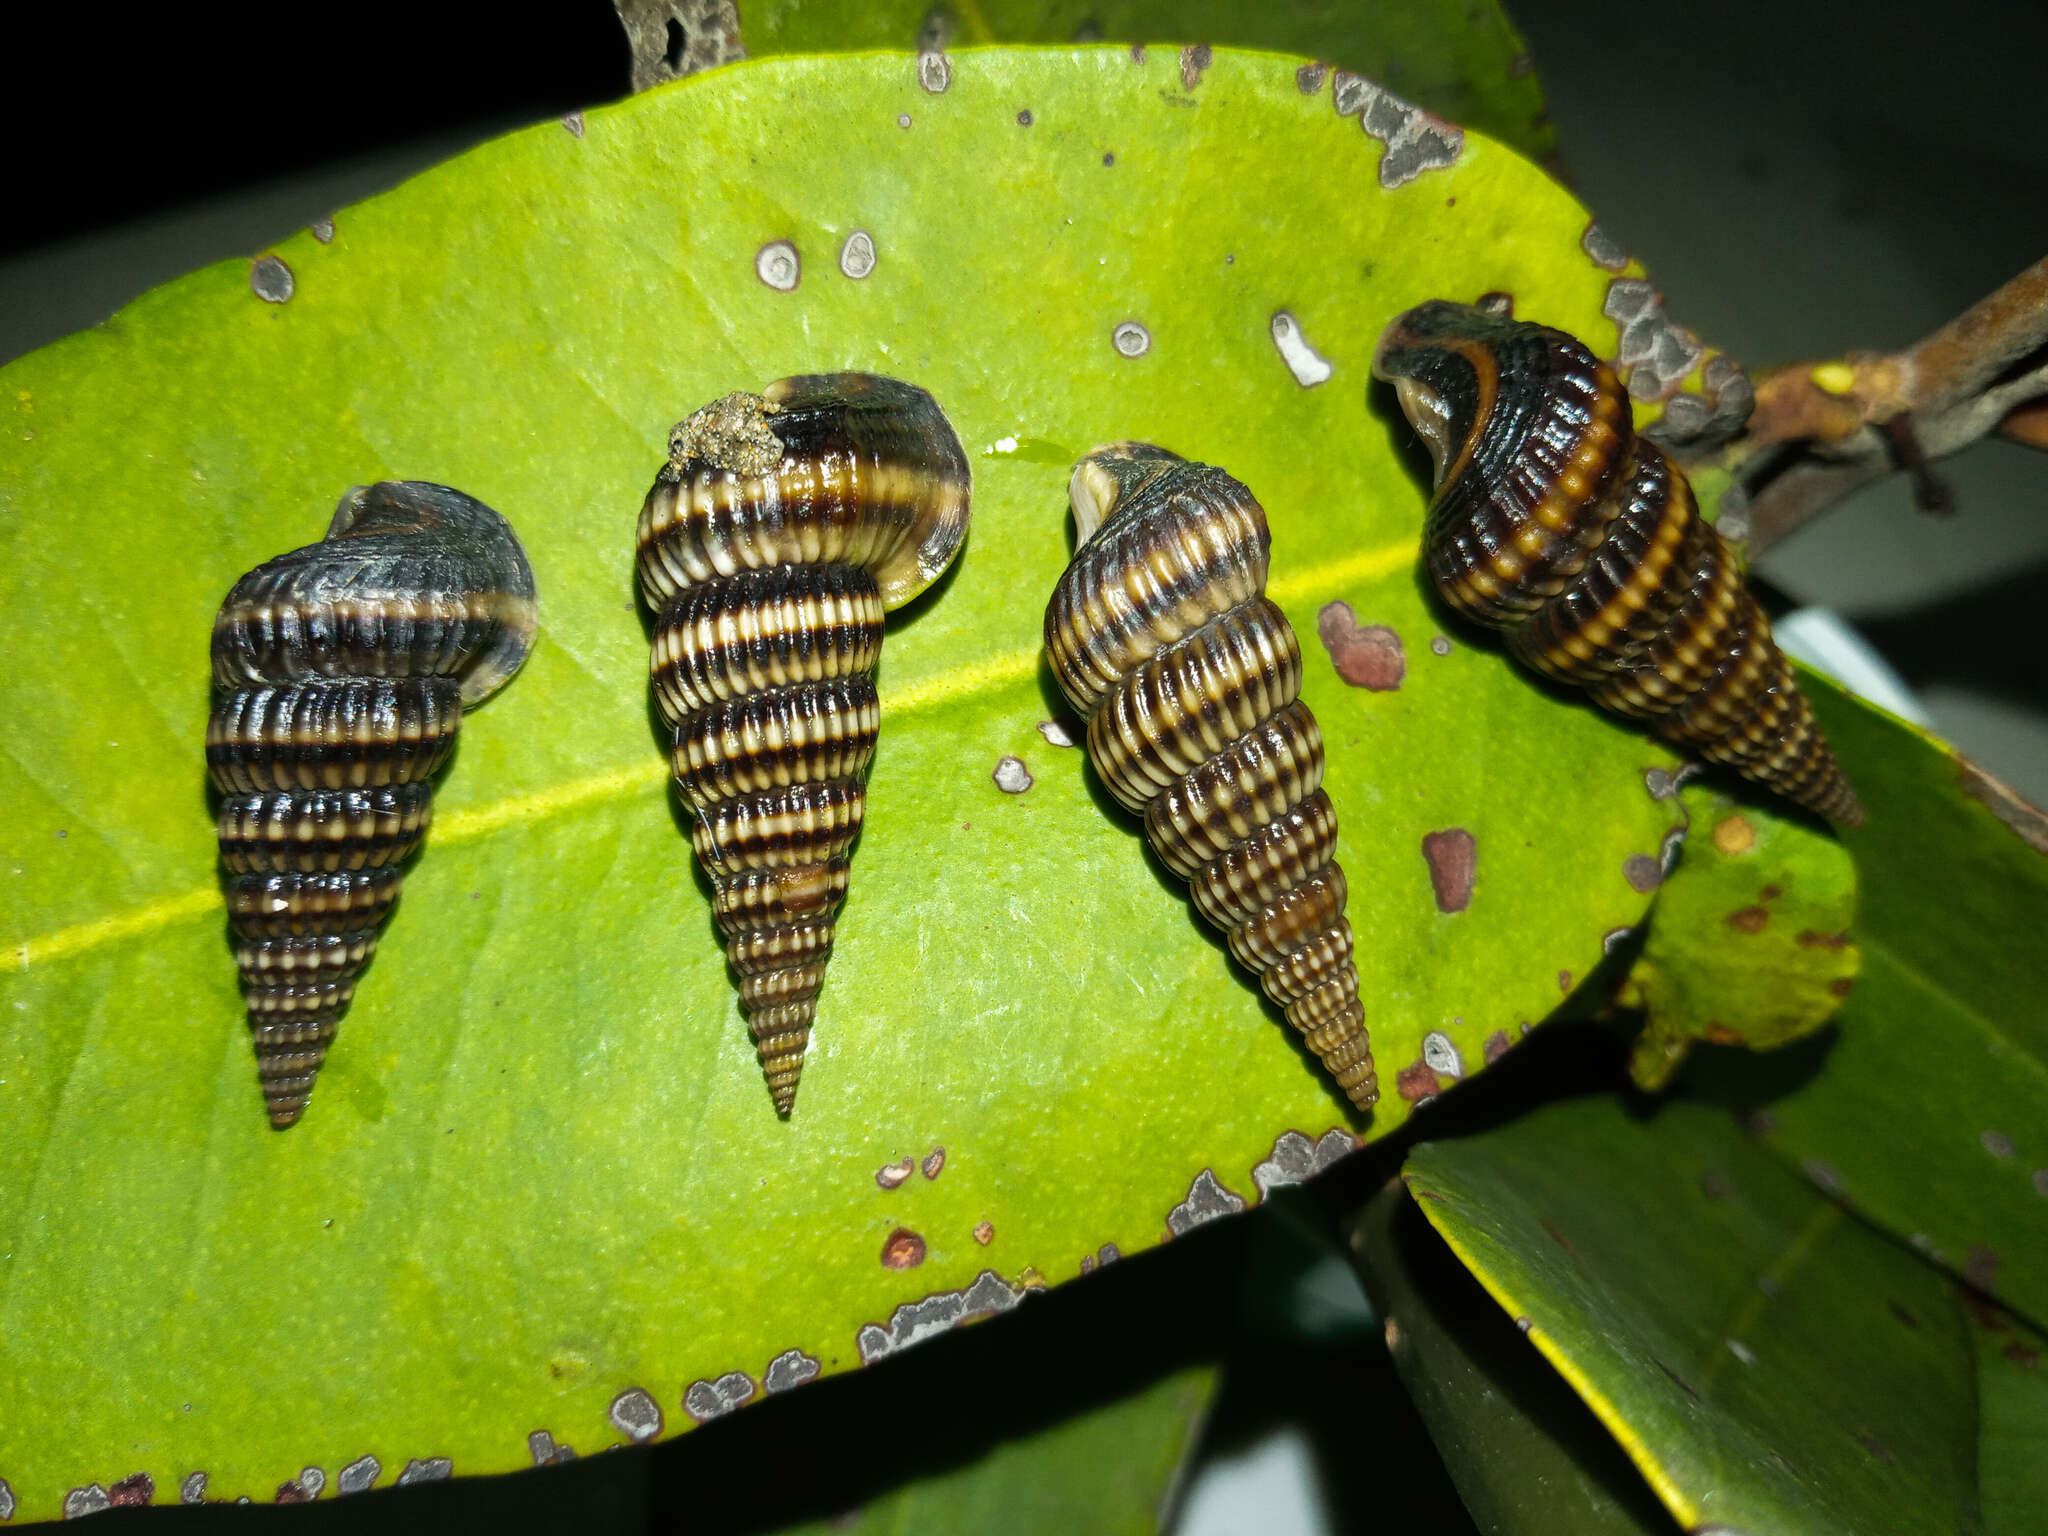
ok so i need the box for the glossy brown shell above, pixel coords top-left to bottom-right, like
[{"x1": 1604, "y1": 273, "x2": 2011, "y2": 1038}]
[
  {"x1": 1373, "y1": 301, "x2": 1861, "y2": 826},
  {"x1": 1044, "y1": 445, "x2": 1378, "y2": 1112},
  {"x1": 637, "y1": 373, "x2": 971, "y2": 1115},
  {"x1": 207, "y1": 481, "x2": 538, "y2": 1127}
]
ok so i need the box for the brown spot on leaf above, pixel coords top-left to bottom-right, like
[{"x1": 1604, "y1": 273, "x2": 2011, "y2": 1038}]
[
  {"x1": 275, "y1": 1480, "x2": 311, "y2": 1504},
  {"x1": 1316, "y1": 601, "x2": 1405, "y2": 689},
  {"x1": 1759, "y1": 884, "x2": 1782, "y2": 902},
  {"x1": 1396, "y1": 1059, "x2": 1442, "y2": 1103},
  {"x1": 1797, "y1": 929, "x2": 1850, "y2": 949},
  {"x1": 1960, "y1": 758, "x2": 2048, "y2": 854},
  {"x1": 876, "y1": 1157, "x2": 913, "y2": 1189},
  {"x1": 1557, "y1": 970, "x2": 1572, "y2": 993},
  {"x1": 2003, "y1": 1340, "x2": 2041, "y2": 1368},
  {"x1": 1711, "y1": 814, "x2": 1756, "y2": 856},
  {"x1": 1727, "y1": 906, "x2": 1770, "y2": 934},
  {"x1": 1704, "y1": 1022, "x2": 1747, "y2": 1045},
  {"x1": 1857, "y1": 1432, "x2": 1895, "y2": 1465},
  {"x1": 1482, "y1": 1029, "x2": 1512, "y2": 1064},
  {"x1": 1541, "y1": 1219, "x2": 1579, "y2": 1258},
  {"x1": 1422, "y1": 829, "x2": 1476, "y2": 912},
  {"x1": 973, "y1": 1219, "x2": 994, "y2": 1245},
  {"x1": 1179, "y1": 43, "x2": 1212, "y2": 91},
  {"x1": 881, "y1": 1227, "x2": 928, "y2": 1270},
  {"x1": 921, "y1": 1146, "x2": 946, "y2": 1179},
  {"x1": 1623, "y1": 854, "x2": 1664, "y2": 892},
  {"x1": 1079, "y1": 1253, "x2": 1096, "y2": 1274},
  {"x1": 1827, "y1": 977, "x2": 1854, "y2": 999},
  {"x1": 109, "y1": 1474, "x2": 156, "y2": 1507},
  {"x1": 1966, "y1": 1244, "x2": 2000, "y2": 1294},
  {"x1": 1887, "y1": 1300, "x2": 1920, "y2": 1328}
]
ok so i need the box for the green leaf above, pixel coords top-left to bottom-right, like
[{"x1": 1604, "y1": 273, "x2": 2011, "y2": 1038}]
[
  {"x1": 1974, "y1": 1306, "x2": 2048, "y2": 1536},
  {"x1": 0, "y1": 48, "x2": 1684, "y2": 1516},
  {"x1": 1350, "y1": 1179, "x2": 1682, "y2": 1535},
  {"x1": 1404, "y1": 1093, "x2": 1986, "y2": 1536},
  {"x1": 780, "y1": 1366, "x2": 1215, "y2": 1535},
  {"x1": 737, "y1": 0, "x2": 1555, "y2": 159},
  {"x1": 1621, "y1": 783, "x2": 1859, "y2": 1091},
  {"x1": 1685, "y1": 674, "x2": 2048, "y2": 1326}
]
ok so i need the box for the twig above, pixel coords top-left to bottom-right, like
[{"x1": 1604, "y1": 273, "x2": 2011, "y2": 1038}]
[{"x1": 1734, "y1": 258, "x2": 2048, "y2": 554}]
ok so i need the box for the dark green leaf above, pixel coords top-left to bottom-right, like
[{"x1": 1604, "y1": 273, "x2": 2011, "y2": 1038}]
[{"x1": 1405, "y1": 1093, "x2": 1983, "y2": 1535}]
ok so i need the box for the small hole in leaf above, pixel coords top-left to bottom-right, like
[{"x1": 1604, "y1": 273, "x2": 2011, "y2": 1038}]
[{"x1": 665, "y1": 16, "x2": 687, "y2": 72}]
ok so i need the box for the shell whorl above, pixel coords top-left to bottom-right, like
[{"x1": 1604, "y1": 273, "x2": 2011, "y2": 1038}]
[
  {"x1": 1373, "y1": 301, "x2": 1862, "y2": 826},
  {"x1": 1045, "y1": 446, "x2": 1378, "y2": 1111},
  {"x1": 638, "y1": 374, "x2": 971, "y2": 1115},
  {"x1": 208, "y1": 482, "x2": 537, "y2": 1128}
]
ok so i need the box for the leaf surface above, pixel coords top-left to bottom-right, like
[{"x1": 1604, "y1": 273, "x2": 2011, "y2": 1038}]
[
  {"x1": 1405, "y1": 1093, "x2": 1986, "y2": 1535},
  {"x1": 0, "y1": 48, "x2": 1682, "y2": 1516},
  {"x1": 1686, "y1": 676, "x2": 2048, "y2": 1326}
]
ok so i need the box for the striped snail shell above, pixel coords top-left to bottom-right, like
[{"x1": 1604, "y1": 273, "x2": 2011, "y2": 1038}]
[
  {"x1": 1044, "y1": 445, "x2": 1379, "y2": 1111},
  {"x1": 208, "y1": 481, "x2": 538, "y2": 1128},
  {"x1": 637, "y1": 374, "x2": 971, "y2": 1116},
  {"x1": 1373, "y1": 301, "x2": 1862, "y2": 826}
]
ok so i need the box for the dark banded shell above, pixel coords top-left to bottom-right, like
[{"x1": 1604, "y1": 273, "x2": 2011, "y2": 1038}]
[
  {"x1": 1373, "y1": 301, "x2": 1861, "y2": 825},
  {"x1": 1044, "y1": 444, "x2": 1378, "y2": 1112},
  {"x1": 208, "y1": 481, "x2": 538, "y2": 1128},
  {"x1": 637, "y1": 373, "x2": 971, "y2": 1115}
]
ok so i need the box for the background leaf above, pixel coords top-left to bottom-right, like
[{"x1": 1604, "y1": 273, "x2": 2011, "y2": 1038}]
[
  {"x1": 1405, "y1": 1092, "x2": 1986, "y2": 1536},
  {"x1": 1621, "y1": 782, "x2": 1858, "y2": 1091},
  {"x1": 735, "y1": 0, "x2": 1554, "y2": 160},
  {"x1": 1349, "y1": 1177, "x2": 1681, "y2": 1535},
  {"x1": 0, "y1": 47, "x2": 1687, "y2": 1516},
  {"x1": 1684, "y1": 675, "x2": 2048, "y2": 1326}
]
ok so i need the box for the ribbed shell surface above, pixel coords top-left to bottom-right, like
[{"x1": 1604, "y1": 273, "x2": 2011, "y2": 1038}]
[
  {"x1": 638, "y1": 374, "x2": 970, "y2": 1115},
  {"x1": 1374, "y1": 301, "x2": 1861, "y2": 825},
  {"x1": 207, "y1": 481, "x2": 537, "y2": 1127},
  {"x1": 1045, "y1": 451, "x2": 1378, "y2": 1111}
]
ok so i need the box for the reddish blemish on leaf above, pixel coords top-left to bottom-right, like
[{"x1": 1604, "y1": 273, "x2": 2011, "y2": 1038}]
[
  {"x1": 921, "y1": 1146, "x2": 946, "y2": 1179},
  {"x1": 1421, "y1": 829, "x2": 1476, "y2": 912},
  {"x1": 1558, "y1": 970, "x2": 1572, "y2": 992},
  {"x1": 1482, "y1": 1029, "x2": 1513, "y2": 1064},
  {"x1": 881, "y1": 1227, "x2": 928, "y2": 1270},
  {"x1": 1727, "y1": 906, "x2": 1770, "y2": 933},
  {"x1": 1396, "y1": 1060, "x2": 1442, "y2": 1103},
  {"x1": 1797, "y1": 929, "x2": 1851, "y2": 949},
  {"x1": 1828, "y1": 977, "x2": 1854, "y2": 998},
  {"x1": 1704, "y1": 1022, "x2": 1746, "y2": 1045},
  {"x1": 108, "y1": 1474, "x2": 155, "y2": 1507},
  {"x1": 973, "y1": 1220, "x2": 994, "y2": 1245},
  {"x1": 1315, "y1": 600, "x2": 1406, "y2": 690}
]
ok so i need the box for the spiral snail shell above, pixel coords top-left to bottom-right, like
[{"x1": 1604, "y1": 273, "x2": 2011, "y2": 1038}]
[
  {"x1": 637, "y1": 374, "x2": 971, "y2": 1115},
  {"x1": 1373, "y1": 301, "x2": 1861, "y2": 826},
  {"x1": 208, "y1": 481, "x2": 538, "y2": 1128},
  {"x1": 1044, "y1": 445, "x2": 1379, "y2": 1111}
]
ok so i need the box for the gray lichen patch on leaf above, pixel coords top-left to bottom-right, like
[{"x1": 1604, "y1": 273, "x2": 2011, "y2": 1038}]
[
  {"x1": 395, "y1": 1458, "x2": 451, "y2": 1485},
  {"x1": 64, "y1": 1485, "x2": 111, "y2": 1519},
  {"x1": 335, "y1": 1456, "x2": 380, "y2": 1495},
  {"x1": 527, "y1": 1431, "x2": 577, "y2": 1466},
  {"x1": 764, "y1": 1348, "x2": 820, "y2": 1393},
  {"x1": 1624, "y1": 853, "x2": 1665, "y2": 892},
  {"x1": 917, "y1": 50, "x2": 952, "y2": 94},
  {"x1": 1581, "y1": 221, "x2": 1630, "y2": 273},
  {"x1": 856, "y1": 1270, "x2": 1027, "y2": 1364},
  {"x1": 608, "y1": 1387, "x2": 664, "y2": 1443},
  {"x1": 1421, "y1": 1031, "x2": 1464, "y2": 1079},
  {"x1": 1604, "y1": 278, "x2": 1704, "y2": 403},
  {"x1": 992, "y1": 755, "x2": 1034, "y2": 793},
  {"x1": 838, "y1": 230, "x2": 877, "y2": 279},
  {"x1": 1036, "y1": 719, "x2": 1076, "y2": 747},
  {"x1": 683, "y1": 1370, "x2": 757, "y2": 1421},
  {"x1": 1251, "y1": 1128, "x2": 1358, "y2": 1197},
  {"x1": 753, "y1": 239, "x2": 801, "y2": 292},
  {"x1": 1331, "y1": 72, "x2": 1463, "y2": 189},
  {"x1": 249, "y1": 256, "x2": 294, "y2": 305},
  {"x1": 0, "y1": 1477, "x2": 15, "y2": 1519},
  {"x1": 1112, "y1": 320, "x2": 1151, "y2": 358},
  {"x1": 1167, "y1": 1168, "x2": 1245, "y2": 1235}
]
